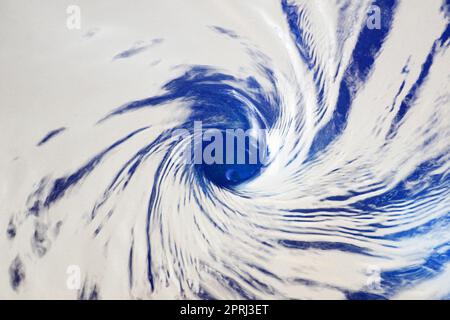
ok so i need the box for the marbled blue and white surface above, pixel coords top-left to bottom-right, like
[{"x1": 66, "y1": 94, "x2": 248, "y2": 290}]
[{"x1": 0, "y1": 0, "x2": 449, "y2": 299}]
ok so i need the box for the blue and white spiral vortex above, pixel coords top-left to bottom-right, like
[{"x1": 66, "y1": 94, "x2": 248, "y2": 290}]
[{"x1": 1, "y1": 0, "x2": 450, "y2": 299}]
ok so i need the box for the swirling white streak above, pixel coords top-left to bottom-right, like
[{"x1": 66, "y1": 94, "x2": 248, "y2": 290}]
[{"x1": 0, "y1": 0, "x2": 449, "y2": 299}]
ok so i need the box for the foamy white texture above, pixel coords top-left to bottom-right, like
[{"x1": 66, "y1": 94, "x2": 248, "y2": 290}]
[{"x1": 0, "y1": 0, "x2": 449, "y2": 299}]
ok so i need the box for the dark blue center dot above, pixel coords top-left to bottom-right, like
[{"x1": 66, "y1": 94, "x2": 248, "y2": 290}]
[{"x1": 197, "y1": 130, "x2": 266, "y2": 188}]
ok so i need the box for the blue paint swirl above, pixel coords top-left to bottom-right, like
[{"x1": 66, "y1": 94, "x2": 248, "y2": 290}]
[{"x1": 3, "y1": 0, "x2": 450, "y2": 300}]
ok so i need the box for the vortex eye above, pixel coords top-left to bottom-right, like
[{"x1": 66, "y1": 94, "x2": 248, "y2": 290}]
[
  {"x1": 202, "y1": 159, "x2": 262, "y2": 188},
  {"x1": 196, "y1": 129, "x2": 266, "y2": 188}
]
